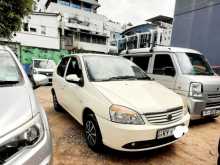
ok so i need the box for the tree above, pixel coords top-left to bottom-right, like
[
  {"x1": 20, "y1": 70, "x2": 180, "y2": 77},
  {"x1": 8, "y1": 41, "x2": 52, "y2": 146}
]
[{"x1": 0, "y1": 0, "x2": 33, "y2": 39}]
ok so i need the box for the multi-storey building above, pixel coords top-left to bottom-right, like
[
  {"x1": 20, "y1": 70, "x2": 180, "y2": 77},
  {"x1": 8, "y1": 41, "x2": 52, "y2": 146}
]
[
  {"x1": 38, "y1": 0, "x2": 123, "y2": 53},
  {"x1": 12, "y1": 12, "x2": 61, "y2": 50}
]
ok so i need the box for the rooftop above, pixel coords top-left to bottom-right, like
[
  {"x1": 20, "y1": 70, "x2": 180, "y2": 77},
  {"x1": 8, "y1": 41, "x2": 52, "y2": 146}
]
[{"x1": 146, "y1": 15, "x2": 173, "y2": 24}]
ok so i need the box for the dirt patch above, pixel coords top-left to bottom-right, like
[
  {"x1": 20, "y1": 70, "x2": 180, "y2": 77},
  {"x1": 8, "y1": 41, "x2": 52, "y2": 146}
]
[{"x1": 35, "y1": 87, "x2": 220, "y2": 165}]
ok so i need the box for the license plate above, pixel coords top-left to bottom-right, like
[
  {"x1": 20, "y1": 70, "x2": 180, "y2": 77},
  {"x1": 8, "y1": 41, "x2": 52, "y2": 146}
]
[
  {"x1": 157, "y1": 127, "x2": 175, "y2": 139},
  {"x1": 202, "y1": 109, "x2": 220, "y2": 116}
]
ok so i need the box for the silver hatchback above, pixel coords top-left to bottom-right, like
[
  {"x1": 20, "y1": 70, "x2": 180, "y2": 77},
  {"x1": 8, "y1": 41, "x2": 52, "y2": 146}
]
[{"x1": 0, "y1": 46, "x2": 52, "y2": 164}]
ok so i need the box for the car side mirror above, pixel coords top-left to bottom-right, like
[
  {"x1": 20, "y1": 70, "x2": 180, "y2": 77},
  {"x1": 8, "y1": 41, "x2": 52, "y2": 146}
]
[
  {"x1": 33, "y1": 74, "x2": 49, "y2": 89},
  {"x1": 164, "y1": 67, "x2": 176, "y2": 77},
  {"x1": 66, "y1": 74, "x2": 81, "y2": 84}
]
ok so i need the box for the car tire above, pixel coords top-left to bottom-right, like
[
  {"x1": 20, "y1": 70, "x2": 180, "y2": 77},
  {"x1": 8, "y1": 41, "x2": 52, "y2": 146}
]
[
  {"x1": 84, "y1": 114, "x2": 103, "y2": 152},
  {"x1": 52, "y1": 90, "x2": 63, "y2": 112}
]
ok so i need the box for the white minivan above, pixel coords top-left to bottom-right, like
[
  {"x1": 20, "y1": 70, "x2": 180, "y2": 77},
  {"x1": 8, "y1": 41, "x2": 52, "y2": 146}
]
[
  {"x1": 52, "y1": 54, "x2": 190, "y2": 152},
  {"x1": 121, "y1": 47, "x2": 220, "y2": 120}
]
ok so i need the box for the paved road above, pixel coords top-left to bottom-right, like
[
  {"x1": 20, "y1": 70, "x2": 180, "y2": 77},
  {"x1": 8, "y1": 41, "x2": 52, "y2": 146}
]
[{"x1": 35, "y1": 87, "x2": 220, "y2": 165}]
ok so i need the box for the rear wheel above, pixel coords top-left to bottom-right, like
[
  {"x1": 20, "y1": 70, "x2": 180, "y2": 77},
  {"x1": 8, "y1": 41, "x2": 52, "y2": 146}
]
[
  {"x1": 84, "y1": 114, "x2": 103, "y2": 152},
  {"x1": 52, "y1": 90, "x2": 63, "y2": 112}
]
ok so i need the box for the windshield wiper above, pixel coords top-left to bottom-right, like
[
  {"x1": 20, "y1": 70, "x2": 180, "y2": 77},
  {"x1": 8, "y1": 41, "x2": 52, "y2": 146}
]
[
  {"x1": 0, "y1": 80, "x2": 19, "y2": 85},
  {"x1": 101, "y1": 76, "x2": 137, "y2": 82},
  {"x1": 136, "y1": 76, "x2": 152, "y2": 80}
]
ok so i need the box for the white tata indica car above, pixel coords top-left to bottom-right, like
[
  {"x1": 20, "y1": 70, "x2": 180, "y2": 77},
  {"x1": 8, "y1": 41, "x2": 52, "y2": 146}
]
[
  {"x1": 52, "y1": 54, "x2": 190, "y2": 152},
  {"x1": 0, "y1": 46, "x2": 52, "y2": 164}
]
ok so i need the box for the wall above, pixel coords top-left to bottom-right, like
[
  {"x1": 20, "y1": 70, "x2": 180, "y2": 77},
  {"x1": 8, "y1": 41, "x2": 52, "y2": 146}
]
[
  {"x1": 21, "y1": 46, "x2": 69, "y2": 65},
  {"x1": 172, "y1": 0, "x2": 220, "y2": 65},
  {"x1": 12, "y1": 13, "x2": 61, "y2": 50}
]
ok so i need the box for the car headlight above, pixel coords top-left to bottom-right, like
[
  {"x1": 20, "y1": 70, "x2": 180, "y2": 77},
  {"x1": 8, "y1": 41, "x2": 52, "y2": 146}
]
[
  {"x1": 109, "y1": 105, "x2": 145, "y2": 125},
  {"x1": 189, "y1": 82, "x2": 203, "y2": 97},
  {"x1": 0, "y1": 114, "x2": 44, "y2": 161},
  {"x1": 33, "y1": 69, "x2": 38, "y2": 74}
]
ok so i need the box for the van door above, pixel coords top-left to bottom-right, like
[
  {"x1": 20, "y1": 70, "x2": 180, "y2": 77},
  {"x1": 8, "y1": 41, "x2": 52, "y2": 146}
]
[{"x1": 149, "y1": 54, "x2": 177, "y2": 89}]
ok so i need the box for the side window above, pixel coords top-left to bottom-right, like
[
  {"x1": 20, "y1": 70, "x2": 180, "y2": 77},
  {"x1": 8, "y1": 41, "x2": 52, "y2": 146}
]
[
  {"x1": 65, "y1": 57, "x2": 82, "y2": 78},
  {"x1": 153, "y1": 54, "x2": 175, "y2": 76},
  {"x1": 132, "y1": 56, "x2": 151, "y2": 72},
  {"x1": 57, "y1": 58, "x2": 69, "y2": 77}
]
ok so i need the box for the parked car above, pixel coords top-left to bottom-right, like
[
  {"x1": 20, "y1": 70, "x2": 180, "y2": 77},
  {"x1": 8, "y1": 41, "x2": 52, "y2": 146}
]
[
  {"x1": 30, "y1": 59, "x2": 56, "y2": 84},
  {"x1": 212, "y1": 66, "x2": 220, "y2": 76},
  {"x1": 121, "y1": 47, "x2": 220, "y2": 120},
  {"x1": 52, "y1": 54, "x2": 190, "y2": 152},
  {"x1": 0, "y1": 46, "x2": 52, "y2": 164}
]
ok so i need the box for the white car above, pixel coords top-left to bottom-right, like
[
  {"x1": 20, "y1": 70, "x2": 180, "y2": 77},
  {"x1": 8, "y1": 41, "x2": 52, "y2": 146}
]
[
  {"x1": 52, "y1": 54, "x2": 190, "y2": 152},
  {"x1": 30, "y1": 59, "x2": 56, "y2": 84},
  {"x1": 0, "y1": 46, "x2": 52, "y2": 164}
]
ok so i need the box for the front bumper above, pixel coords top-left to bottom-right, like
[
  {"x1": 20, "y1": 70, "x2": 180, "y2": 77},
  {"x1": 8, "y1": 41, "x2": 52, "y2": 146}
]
[
  {"x1": 188, "y1": 96, "x2": 220, "y2": 120},
  {"x1": 96, "y1": 113, "x2": 190, "y2": 152}
]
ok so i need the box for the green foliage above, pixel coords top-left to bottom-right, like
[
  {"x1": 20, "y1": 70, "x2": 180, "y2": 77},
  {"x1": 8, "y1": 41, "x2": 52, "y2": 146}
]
[{"x1": 0, "y1": 0, "x2": 33, "y2": 38}]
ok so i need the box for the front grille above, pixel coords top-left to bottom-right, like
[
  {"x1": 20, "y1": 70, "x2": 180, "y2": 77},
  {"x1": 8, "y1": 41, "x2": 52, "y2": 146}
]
[
  {"x1": 206, "y1": 102, "x2": 220, "y2": 108},
  {"x1": 208, "y1": 93, "x2": 220, "y2": 99},
  {"x1": 38, "y1": 72, "x2": 53, "y2": 77},
  {"x1": 144, "y1": 106, "x2": 183, "y2": 125}
]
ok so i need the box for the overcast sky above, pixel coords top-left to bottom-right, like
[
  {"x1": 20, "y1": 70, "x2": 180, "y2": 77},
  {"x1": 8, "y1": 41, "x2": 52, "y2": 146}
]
[{"x1": 98, "y1": 0, "x2": 176, "y2": 25}]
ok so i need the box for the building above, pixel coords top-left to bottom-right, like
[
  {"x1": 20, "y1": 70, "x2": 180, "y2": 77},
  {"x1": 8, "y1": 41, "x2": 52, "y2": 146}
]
[
  {"x1": 171, "y1": 0, "x2": 220, "y2": 65},
  {"x1": 38, "y1": 0, "x2": 123, "y2": 53},
  {"x1": 118, "y1": 15, "x2": 173, "y2": 53},
  {"x1": 12, "y1": 12, "x2": 61, "y2": 50}
]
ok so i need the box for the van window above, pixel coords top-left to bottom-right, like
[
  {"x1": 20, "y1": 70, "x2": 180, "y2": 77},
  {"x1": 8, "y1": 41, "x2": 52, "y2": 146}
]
[
  {"x1": 132, "y1": 56, "x2": 150, "y2": 72},
  {"x1": 153, "y1": 54, "x2": 174, "y2": 75},
  {"x1": 57, "y1": 58, "x2": 69, "y2": 77}
]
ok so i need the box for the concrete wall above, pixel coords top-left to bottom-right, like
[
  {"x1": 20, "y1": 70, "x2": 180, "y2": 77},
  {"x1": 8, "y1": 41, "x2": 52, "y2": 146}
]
[
  {"x1": 12, "y1": 14, "x2": 60, "y2": 50},
  {"x1": 172, "y1": 0, "x2": 220, "y2": 65}
]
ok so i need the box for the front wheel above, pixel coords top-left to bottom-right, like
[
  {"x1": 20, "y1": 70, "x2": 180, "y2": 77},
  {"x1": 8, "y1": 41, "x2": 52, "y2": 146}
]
[
  {"x1": 52, "y1": 90, "x2": 63, "y2": 112},
  {"x1": 84, "y1": 114, "x2": 103, "y2": 152}
]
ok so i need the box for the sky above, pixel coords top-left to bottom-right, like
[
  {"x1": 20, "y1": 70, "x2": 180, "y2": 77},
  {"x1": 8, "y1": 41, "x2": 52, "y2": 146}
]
[{"x1": 98, "y1": 0, "x2": 176, "y2": 25}]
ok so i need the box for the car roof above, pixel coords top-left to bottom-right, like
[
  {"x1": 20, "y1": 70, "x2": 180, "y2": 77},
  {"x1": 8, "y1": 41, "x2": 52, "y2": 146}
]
[
  {"x1": 66, "y1": 53, "x2": 117, "y2": 58},
  {"x1": 121, "y1": 46, "x2": 201, "y2": 56}
]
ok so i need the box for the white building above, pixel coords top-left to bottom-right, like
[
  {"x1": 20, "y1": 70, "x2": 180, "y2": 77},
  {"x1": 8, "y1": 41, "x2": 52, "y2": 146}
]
[
  {"x1": 37, "y1": 0, "x2": 123, "y2": 53},
  {"x1": 12, "y1": 12, "x2": 61, "y2": 50}
]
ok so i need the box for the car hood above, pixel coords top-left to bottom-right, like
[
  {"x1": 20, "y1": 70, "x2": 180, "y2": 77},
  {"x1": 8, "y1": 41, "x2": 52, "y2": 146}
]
[
  {"x1": 0, "y1": 85, "x2": 33, "y2": 137},
  {"x1": 92, "y1": 81, "x2": 183, "y2": 114},
  {"x1": 184, "y1": 75, "x2": 220, "y2": 92}
]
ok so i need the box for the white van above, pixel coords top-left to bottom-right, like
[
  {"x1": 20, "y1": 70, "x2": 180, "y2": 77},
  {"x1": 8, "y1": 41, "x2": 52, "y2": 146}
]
[{"x1": 121, "y1": 47, "x2": 220, "y2": 120}]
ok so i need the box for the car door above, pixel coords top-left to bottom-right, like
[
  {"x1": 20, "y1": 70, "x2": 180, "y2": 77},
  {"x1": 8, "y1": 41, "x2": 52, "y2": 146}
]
[
  {"x1": 149, "y1": 53, "x2": 177, "y2": 90},
  {"x1": 63, "y1": 57, "x2": 84, "y2": 122},
  {"x1": 53, "y1": 57, "x2": 70, "y2": 106}
]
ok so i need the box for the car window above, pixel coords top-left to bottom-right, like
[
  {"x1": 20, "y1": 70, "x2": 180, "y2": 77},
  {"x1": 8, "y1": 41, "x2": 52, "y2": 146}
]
[
  {"x1": 0, "y1": 50, "x2": 22, "y2": 83},
  {"x1": 132, "y1": 56, "x2": 151, "y2": 72},
  {"x1": 65, "y1": 57, "x2": 82, "y2": 78},
  {"x1": 153, "y1": 54, "x2": 175, "y2": 75},
  {"x1": 57, "y1": 58, "x2": 69, "y2": 77}
]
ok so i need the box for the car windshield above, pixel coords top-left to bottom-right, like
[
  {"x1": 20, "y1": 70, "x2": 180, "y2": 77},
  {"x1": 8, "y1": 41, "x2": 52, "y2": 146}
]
[
  {"x1": 33, "y1": 60, "x2": 56, "y2": 69},
  {"x1": 83, "y1": 55, "x2": 151, "y2": 82},
  {"x1": 0, "y1": 50, "x2": 21, "y2": 84},
  {"x1": 176, "y1": 53, "x2": 214, "y2": 76}
]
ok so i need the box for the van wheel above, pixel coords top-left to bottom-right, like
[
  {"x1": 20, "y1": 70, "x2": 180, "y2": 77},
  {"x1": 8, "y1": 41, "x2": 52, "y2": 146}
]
[
  {"x1": 52, "y1": 91, "x2": 63, "y2": 112},
  {"x1": 84, "y1": 114, "x2": 103, "y2": 152}
]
